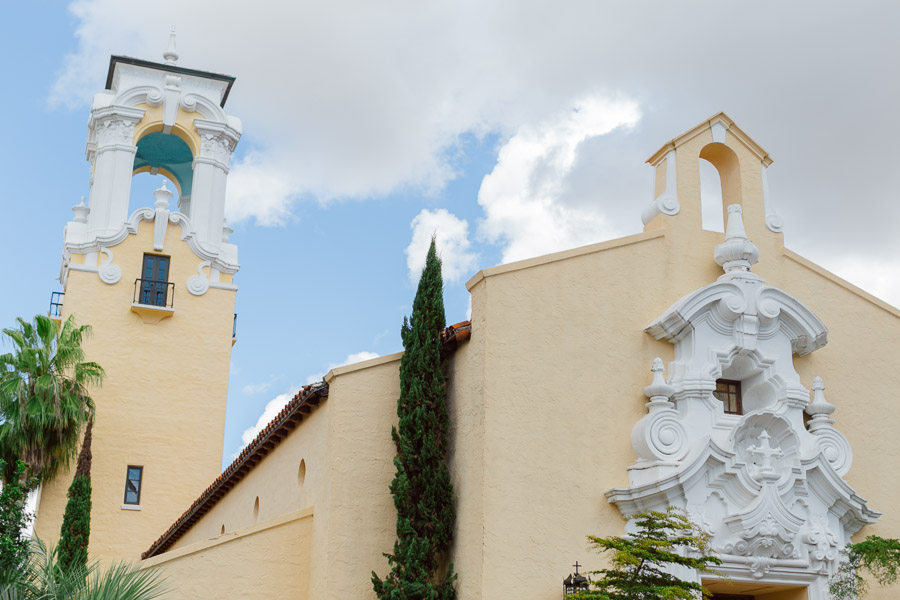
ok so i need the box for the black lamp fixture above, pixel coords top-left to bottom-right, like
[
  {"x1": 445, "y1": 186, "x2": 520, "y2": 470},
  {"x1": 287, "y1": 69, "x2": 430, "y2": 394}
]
[{"x1": 562, "y1": 561, "x2": 590, "y2": 596}]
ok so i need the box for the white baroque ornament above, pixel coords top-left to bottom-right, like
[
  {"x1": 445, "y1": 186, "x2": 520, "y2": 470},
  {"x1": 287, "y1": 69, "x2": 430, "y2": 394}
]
[
  {"x1": 200, "y1": 133, "x2": 234, "y2": 166},
  {"x1": 186, "y1": 261, "x2": 212, "y2": 296},
  {"x1": 607, "y1": 207, "x2": 879, "y2": 596},
  {"x1": 97, "y1": 247, "x2": 122, "y2": 285},
  {"x1": 95, "y1": 117, "x2": 136, "y2": 147},
  {"x1": 630, "y1": 359, "x2": 688, "y2": 465}
]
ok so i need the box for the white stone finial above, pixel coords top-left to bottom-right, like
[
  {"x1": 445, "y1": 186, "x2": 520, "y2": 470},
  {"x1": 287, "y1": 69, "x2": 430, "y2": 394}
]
[
  {"x1": 806, "y1": 376, "x2": 836, "y2": 431},
  {"x1": 222, "y1": 222, "x2": 233, "y2": 243},
  {"x1": 154, "y1": 180, "x2": 173, "y2": 210},
  {"x1": 714, "y1": 204, "x2": 760, "y2": 275},
  {"x1": 72, "y1": 196, "x2": 90, "y2": 223},
  {"x1": 163, "y1": 26, "x2": 179, "y2": 64},
  {"x1": 643, "y1": 357, "x2": 675, "y2": 410}
]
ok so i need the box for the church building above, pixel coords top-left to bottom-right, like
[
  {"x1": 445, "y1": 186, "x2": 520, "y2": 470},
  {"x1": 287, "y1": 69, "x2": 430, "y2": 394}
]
[{"x1": 37, "y1": 41, "x2": 900, "y2": 600}]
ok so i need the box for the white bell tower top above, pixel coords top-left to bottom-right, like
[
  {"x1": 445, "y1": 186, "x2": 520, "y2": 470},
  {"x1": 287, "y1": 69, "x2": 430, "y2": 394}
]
[{"x1": 63, "y1": 32, "x2": 242, "y2": 279}]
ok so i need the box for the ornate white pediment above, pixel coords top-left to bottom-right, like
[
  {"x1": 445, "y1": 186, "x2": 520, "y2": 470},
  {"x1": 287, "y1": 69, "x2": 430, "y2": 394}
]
[{"x1": 607, "y1": 205, "x2": 878, "y2": 594}]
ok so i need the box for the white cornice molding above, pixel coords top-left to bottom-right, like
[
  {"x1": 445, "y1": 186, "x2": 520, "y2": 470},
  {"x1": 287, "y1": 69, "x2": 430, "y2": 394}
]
[{"x1": 63, "y1": 208, "x2": 239, "y2": 276}]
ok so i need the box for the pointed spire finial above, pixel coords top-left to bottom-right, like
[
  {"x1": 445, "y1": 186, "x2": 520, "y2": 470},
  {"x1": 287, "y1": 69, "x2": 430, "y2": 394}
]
[
  {"x1": 163, "y1": 26, "x2": 179, "y2": 64},
  {"x1": 713, "y1": 204, "x2": 760, "y2": 276}
]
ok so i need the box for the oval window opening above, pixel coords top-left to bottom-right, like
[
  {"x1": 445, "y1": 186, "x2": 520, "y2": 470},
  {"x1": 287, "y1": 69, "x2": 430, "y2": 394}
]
[
  {"x1": 220, "y1": 524, "x2": 225, "y2": 535},
  {"x1": 298, "y1": 459, "x2": 306, "y2": 487},
  {"x1": 253, "y1": 496, "x2": 260, "y2": 521}
]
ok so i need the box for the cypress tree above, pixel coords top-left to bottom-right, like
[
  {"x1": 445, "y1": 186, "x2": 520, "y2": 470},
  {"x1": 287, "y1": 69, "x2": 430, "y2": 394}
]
[
  {"x1": 58, "y1": 416, "x2": 93, "y2": 575},
  {"x1": 373, "y1": 237, "x2": 456, "y2": 600}
]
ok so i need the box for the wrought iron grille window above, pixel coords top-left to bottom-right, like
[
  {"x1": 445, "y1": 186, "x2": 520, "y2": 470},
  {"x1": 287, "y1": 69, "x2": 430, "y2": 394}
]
[
  {"x1": 713, "y1": 379, "x2": 742, "y2": 415},
  {"x1": 136, "y1": 254, "x2": 172, "y2": 307},
  {"x1": 124, "y1": 465, "x2": 143, "y2": 505}
]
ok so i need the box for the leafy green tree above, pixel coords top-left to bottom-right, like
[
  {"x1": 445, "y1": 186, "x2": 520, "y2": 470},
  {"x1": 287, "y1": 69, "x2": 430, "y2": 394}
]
[
  {"x1": 57, "y1": 417, "x2": 93, "y2": 575},
  {"x1": 0, "y1": 315, "x2": 103, "y2": 485},
  {"x1": 0, "y1": 461, "x2": 38, "y2": 576},
  {"x1": 829, "y1": 536, "x2": 900, "y2": 599},
  {"x1": 573, "y1": 507, "x2": 721, "y2": 600},
  {"x1": 372, "y1": 238, "x2": 457, "y2": 600}
]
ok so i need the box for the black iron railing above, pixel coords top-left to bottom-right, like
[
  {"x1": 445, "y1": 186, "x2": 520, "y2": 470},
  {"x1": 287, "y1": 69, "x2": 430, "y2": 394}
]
[
  {"x1": 233, "y1": 313, "x2": 238, "y2": 338},
  {"x1": 133, "y1": 279, "x2": 175, "y2": 308},
  {"x1": 49, "y1": 292, "x2": 64, "y2": 317}
]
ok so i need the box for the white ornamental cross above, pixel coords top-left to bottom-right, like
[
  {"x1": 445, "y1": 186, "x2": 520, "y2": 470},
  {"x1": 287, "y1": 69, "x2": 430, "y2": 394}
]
[{"x1": 749, "y1": 431, "x2": 783, "y2": 476}]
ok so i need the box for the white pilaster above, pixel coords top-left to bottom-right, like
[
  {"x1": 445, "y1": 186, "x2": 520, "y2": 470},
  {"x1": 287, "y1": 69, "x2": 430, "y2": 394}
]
[
  {"x1": 86, "y1": 106, "x2": 145, "y2": 237},
  {"x1": 191, "y1": 119, "x2": 239, "y2": 250}
]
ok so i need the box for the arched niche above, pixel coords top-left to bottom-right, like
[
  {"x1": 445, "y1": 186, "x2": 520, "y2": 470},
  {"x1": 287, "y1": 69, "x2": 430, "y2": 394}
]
[
  {"x1": 132, "y1": 131, "x2": 194, "y2": 198},
  {"x1": 699, "y1": 142, "x2": 742, "y2": 225}
]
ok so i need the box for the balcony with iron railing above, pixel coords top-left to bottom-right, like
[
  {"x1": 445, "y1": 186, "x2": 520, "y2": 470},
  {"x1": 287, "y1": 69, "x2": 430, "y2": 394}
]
[{"x1": 131, "y1": 278, "x2": 175, "y2": 323}]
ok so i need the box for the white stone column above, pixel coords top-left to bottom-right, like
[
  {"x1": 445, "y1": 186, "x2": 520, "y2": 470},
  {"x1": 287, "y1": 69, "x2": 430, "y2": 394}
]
[
  {"x1": 86, "y1": 106, "x2": 145, "y2": 237},
  {"x1": 191, "y1": 120, "x2": 238, "y2": 250}
]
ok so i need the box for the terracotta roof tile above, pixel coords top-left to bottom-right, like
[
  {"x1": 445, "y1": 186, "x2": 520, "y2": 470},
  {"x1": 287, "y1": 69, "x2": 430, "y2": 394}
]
[
  {"x1": 141, "y1": 382, "x2": 328, "y2": 559},
  {"x1": 141, "y1": 320, "x2": 471, "y2": 559}
]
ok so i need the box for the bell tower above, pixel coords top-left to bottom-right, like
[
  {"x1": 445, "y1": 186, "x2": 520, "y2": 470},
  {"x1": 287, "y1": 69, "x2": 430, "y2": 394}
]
[{"x1": 35, "y1": 31, "x2": 242, "y2": 563}]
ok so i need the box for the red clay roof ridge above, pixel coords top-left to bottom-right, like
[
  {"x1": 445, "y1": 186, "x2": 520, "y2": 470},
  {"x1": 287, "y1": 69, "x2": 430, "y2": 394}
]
[{"x1": 141, "y1": 319, "x2": 472, "y2": 559}]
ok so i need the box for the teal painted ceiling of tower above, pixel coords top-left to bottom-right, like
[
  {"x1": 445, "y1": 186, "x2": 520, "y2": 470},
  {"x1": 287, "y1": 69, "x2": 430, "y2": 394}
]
[{"x1": 133, "y1": 132, "x2": 193, "y2": 196}]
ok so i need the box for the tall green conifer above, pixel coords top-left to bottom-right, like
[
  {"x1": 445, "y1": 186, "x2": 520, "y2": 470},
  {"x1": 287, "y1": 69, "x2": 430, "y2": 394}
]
[
  {"x1": 373, "y1": 238, "x2": 456, "y2": 600},
  {"x1": 58, "y1": 416, "x2": 93, "y2": 575}
]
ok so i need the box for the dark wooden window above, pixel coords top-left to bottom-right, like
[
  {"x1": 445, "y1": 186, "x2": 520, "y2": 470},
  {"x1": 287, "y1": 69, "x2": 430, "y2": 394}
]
[
  {"x1": 124, "y1": 465, "x2": 143, "y2": 505},
  {"x1": 713, "y1": 379, "x2": 742, "y2": 415},
  {"x1": 139, "y1": 254, "x2": 170, "y2": 307}
]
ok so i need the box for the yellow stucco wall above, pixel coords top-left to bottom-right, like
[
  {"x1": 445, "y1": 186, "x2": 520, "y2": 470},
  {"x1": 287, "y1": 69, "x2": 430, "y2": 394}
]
[
  {"x1": 170, "y1": 399, "x2": 327, "y2": 549},
  {"x1": 35, "y1": 217, "x2": 234, "y2": 564},
  {"x1": 141, "y1": 509, "x2": 312, "y2": 600},
  {"x1": 135, "y1": 119, "x2": 900, "y2": 600},
  {"x1": 141, "y1": 226, "x2": 900, "y2": 600}
]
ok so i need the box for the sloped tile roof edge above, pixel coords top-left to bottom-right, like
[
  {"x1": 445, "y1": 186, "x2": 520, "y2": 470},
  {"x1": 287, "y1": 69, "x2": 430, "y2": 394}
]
[{"x1": 141, "y1": 320, "x2": 472, "y2": 559}]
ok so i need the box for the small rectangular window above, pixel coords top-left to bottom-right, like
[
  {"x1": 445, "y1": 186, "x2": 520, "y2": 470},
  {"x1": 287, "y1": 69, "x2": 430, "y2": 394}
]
[
  {"x1": 124, "y1": 466, "x2": 143, "y2": 505},
  {"x1": 713, "y1": 379, "x2": 742, "y2": 415},
  {"x1": 139, "y1": 254, "x2": 170, "y2": 307}
]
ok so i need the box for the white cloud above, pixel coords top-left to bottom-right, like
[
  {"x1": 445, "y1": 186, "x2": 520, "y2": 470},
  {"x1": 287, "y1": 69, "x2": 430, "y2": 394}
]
[
  {"x1": 238, "y1": 350, "x2": 379, "y2": 454},
  {"x1": 241, "y1": 379, "x2": 274, "y2": 395},
  {"x1": 304, "y1": 351, "x2": 381, "y2": 386},
  {"x1": 827, "y1": 256, "x2": 900, "y2": 309},
  {"x1": 477, "y1": 95, "x2": 640, "y2": 263},
  {"x1": 225, "y1": 153, "x2": 298, "y2": 226},
  {"x1": 52, "y1": 1, "x2": 900, "y2": 272},
  {"x1": 239, "y1": 388, "x2": 299, "y2": 448},
  {"x1": 406, "y1": 209, "x2": 477, "y2": 285}
]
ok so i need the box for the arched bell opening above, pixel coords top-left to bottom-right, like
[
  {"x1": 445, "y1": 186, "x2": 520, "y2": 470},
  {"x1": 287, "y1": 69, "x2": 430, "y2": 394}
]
[
  {"x1": 130, "y1": 131, "x2": 193, "y2": 217},
  {"x1": 700, "y1": 158, "x2": 724, "y2": 232},
  {"x1": 699, "y1": 142, "x2": 742, "y2": 233},
  {"x1": 129, "y1": 172, "x2": 180, "y2": 218}
]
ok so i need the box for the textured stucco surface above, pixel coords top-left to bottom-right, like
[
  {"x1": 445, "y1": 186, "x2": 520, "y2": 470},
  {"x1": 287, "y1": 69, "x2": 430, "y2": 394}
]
[
  {"x1": 35, "y1": 217, "x2": 234, "y2": 563},
  {"x1": 142, "y1": 510, "x2": 312, "y2": 599},
  {"x1": 139, "y1": 120, "x2": 900, "y2": 599},
  {"x1": 170, "y1": 399, "x2": 326, "y2": 549}
]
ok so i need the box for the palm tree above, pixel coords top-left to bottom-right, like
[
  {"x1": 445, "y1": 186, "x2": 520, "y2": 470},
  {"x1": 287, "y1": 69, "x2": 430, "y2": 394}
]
[
  {"x1": 0, "y1": 315, "x2": 103, "y2": 485},
  {"x1": 0, "y1": 539, "x2": 167, "y2": 600}
]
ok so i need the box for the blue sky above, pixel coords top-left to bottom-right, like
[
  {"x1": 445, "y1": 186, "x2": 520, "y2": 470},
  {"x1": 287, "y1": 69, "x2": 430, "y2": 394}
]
[{"x1": 1, "y1": 1, "x2": 899, "y2": 466}]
